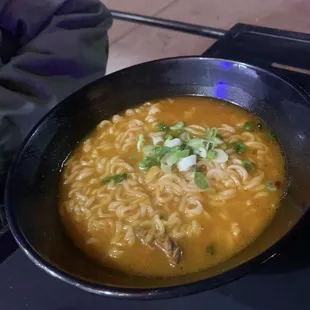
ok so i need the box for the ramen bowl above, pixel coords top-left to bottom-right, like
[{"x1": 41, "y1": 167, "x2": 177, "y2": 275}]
[{"x1": 5, "y1": 57, "x2": 310, "y2": 299}]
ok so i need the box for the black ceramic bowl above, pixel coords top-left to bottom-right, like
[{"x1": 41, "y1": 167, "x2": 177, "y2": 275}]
[{"x1": 5, "y1": 57, "x2": 310, "y2": 299}]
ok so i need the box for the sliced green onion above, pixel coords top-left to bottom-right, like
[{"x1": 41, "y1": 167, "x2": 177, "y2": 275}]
[
  {"x1": 151, "y1": 135, "x2": 163, "y2": 145},
  {"x1": 194, "y1": 171, "x2": 209, "y2": 189},
  {"x1": 183, "y1": 145, "x2": 193, "y2": 155},
  {"x1": 142, "y1": 145, "x2": 156, "y2": 157},
  {"x1": 205, "y1": 127, "x2": 218, "y2": 140},
  {"x1": 154, "y1": 146, "x2": 170, "y2": 158},
  {"x1": 186, "y1": 138, "x2": 204, "y2": 150},
  {"x1": 266, "y1": 180, "x2": 279, "y2": 191},
  {"x1": 102, "y1": 173, "x2": 128, "y2": 184},
  {"x1": 170, "y1": 121, "x2": 184, "y2": 131},
  {"x1": 138, "y1": 157, "x2": 159, "y2": 171},
  {"x1": 156, "y1": 122, "x2": 168, "y2": 131},
  {"x1": 164, "y1": 134, "x2": 173, "y2": 141},
  {"x1": 177, "y1": 155, "x2": 197, "y2": 172},
  {"x1": 196, "y1": 147, "x2": 207, "y2": 158},
  {"x1": 160, "y1": 157, "x2": 172, "y2": 174},
  {"x1": 169, "y1": 145, "x2": 182, "y2": 152},
  {"x1": 164, "y1": 138, "x2": 182, "y2": 148},
  {"x1": 242, "y1": 160, "x2": 256, "y2": 172},
  {"x1": 243, "y1": 121, "x2": 255, "y2": 132},
  {"x1": 232, "y1": 140, "x2": 248, "y2": 153},
  {"x1": 213, "y1": 149, "x2": 228, "y2": 163},
  {"x1": 180, "y1": 131, "x2": 191, "y2": 142},
  {"x1": 209, "y1": 136, "x2": 223, "y2": 146},
  {"x1": 165, "y1": 149, "x2": 190, "y2": 166},
  {"x1": 178, "y1": 149, "x2": 190, "y2": 158},
  {"x1": 205, "y1": 128, "x2": 223, "y2": 148},
  {"x1": 137, "y1": 134, "x2": 144, "y2": 151},
  {"x1": 206, "y1": 149, "x2": 216, "y2": 160},
  {"x1": 205, "y1": 142, "x2": 210, "y2": 151}
]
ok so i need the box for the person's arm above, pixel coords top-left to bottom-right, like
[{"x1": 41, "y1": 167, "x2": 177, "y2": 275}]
[
  {"x1": 0, "y1": 0, "x2": 112, "y2": 117},
  {"x1": 0, "y1": 0, "x2": 112, "y2": 192}
]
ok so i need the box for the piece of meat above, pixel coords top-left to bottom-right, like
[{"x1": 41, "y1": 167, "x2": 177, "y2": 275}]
[
  {"x1": 135, "y1": 227, "x2": 183, "y2": 266},
  {"x1": 197, "y1": 165, "x2": 207, "y2": 173},
  {"x1": 154, "y1": 235, "x2": 183, "y2": 267},
  {"x1": 170, "y1": 245, "x2": 183, "y2": 266},
  {"x1": 135, "y1": 227, "x2": 154, "y2": 246}
]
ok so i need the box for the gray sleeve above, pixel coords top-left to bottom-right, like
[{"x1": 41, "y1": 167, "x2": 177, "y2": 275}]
[{"x1": 0, "y1": 0, "x2": 112, "y2": 117}]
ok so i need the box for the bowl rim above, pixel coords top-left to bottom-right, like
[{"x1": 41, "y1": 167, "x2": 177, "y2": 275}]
[{"x1": 5, "y1": 56, "x2": 310, "y2": 299}]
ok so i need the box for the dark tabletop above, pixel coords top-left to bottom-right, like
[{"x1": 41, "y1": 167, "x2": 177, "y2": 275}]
[{"x1": 1, "y1": 245, "x2": 310, "y2": 310}]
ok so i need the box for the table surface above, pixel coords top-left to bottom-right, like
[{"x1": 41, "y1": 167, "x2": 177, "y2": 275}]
[{"x1": 1, "y1": 248, "x2": 310, "y2": 310}]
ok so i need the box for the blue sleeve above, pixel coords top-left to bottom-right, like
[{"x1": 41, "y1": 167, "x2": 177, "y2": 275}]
[{"x1": 0, "y1": 0, "x2": 112, "y2": 117}]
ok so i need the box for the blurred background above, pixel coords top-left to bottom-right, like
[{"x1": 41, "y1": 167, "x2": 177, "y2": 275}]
[{"x1": 104, "y1": 0, "x2": 310, "y2": 74}]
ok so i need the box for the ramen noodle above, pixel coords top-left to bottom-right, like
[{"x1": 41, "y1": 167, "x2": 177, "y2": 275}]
[{"x1": 59, "y1": 97, "x2": 285, "y2": 277}]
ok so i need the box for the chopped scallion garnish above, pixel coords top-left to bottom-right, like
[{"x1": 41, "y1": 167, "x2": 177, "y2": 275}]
[
  {"x1": 170, "y1": 121, "x2": 184, "y2": 131},
  {"x1": 150, "y1": 134, "x2": 164, "y2": 145},
  {"x1": 154, "y1": 146, "x2": 170, "y2": 158},
  {"x1": 102, "y1": 173, "x2": 128, "y2": 184},
  {"x1": 187, "y1": 138, "x2": 204, "y2": 150},
  {"x1": 232, "y1": 140, "x2": 247, "y2": 153},
  {"x1": 242, "y1": 160, "x2": 256, "y2": 172},
  {"x1": 164, "y1": 138, "x2": 182, "y2": 148},
  {"x1": 170, "y1": 145, "x2": 182, "y2": 152},
  {"x1": 196, "y1": 147, "x2": 207, "y2": 158},
  {"x1": 180, "y1": 131, "x2": 191, "y2": 141},
  {"x1": 194, "y1": 171, "x2": 209, "y2": 189},
  {"x1": 209, "y1": 136, "x2": 223, "y2": 146},
  {"x1": 212, "y1": 149, "x2": 228, "y2": 163},
  {"x1": 138, "y1": 157, "x2": 159, "y2": 171},
  {"x1": 143, "y1": 145, "x2": 156, "y2": 157},
  {"x1": 243, "y1": 121, "x2": 255, "y2": 132},
  {"x1": 206, "y1": 149, "x2": 216, "y2": 160},
  {"x1": 205, "y1": 127, "x2": 218, "y2": 140},
  {"x1": 137, "y1": 119, "x2": 235, "y2": 177},
  {"x1": 160, "y1": 156, "x2": 172, "y2": 174},
  {"x1": 177, "y1": 155, "x2": 197, "y2": 172},
  {"x1": 165, "y1": 149, "x2": 190, "y2": 166},
  {"x1": 156, "y1": 122, "x2": 168, "y2": 131},
  {"x1": 205, "y1": 128, "x2": 223, "y2": 148},
  {"x1": 164, "y1": 134, "x2": 173, "y2": 141}
]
